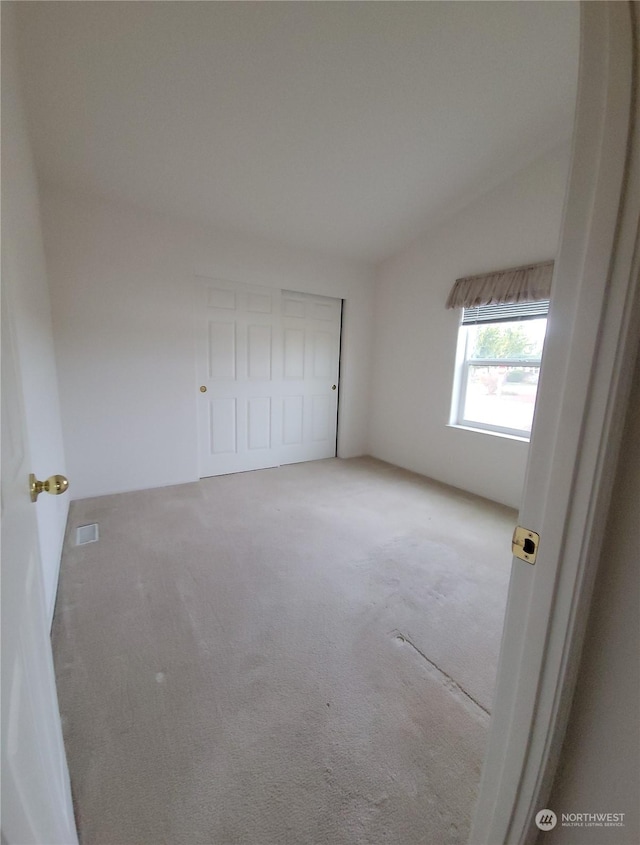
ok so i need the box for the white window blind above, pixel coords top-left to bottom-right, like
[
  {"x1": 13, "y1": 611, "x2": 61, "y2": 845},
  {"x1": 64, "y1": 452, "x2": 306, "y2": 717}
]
[{"x1": 462, "y1": 299, "x2": 550, "y2": 326}]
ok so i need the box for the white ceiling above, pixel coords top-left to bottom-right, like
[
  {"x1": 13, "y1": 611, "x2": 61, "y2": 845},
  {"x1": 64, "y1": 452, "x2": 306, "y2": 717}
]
[{"x1": 16, "y1": 2, "x2": 579, "y2": 264}]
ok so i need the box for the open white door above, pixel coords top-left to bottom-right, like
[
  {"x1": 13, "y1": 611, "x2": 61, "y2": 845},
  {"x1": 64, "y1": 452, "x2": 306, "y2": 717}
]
[
  {"x1": 196, "y1": 278, "x2": 341, "y2": 478},
  {"x1": 471, "y1": 3, "x2": 639, "y2": 843},
  {"x1": 1, "y1": 289, "x2": 77, "y2": 843}
]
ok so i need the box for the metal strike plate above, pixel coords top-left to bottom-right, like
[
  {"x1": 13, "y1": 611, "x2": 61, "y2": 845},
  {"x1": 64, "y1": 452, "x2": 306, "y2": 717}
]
[{"x1": 512, "y1": 525, "x2": 540, "y2": 565}]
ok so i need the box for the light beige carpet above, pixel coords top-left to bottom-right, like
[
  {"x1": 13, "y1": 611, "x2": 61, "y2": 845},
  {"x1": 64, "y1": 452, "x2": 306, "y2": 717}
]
[{"x1": 52, "y1": 457, "x2": 515, "y2": 845}]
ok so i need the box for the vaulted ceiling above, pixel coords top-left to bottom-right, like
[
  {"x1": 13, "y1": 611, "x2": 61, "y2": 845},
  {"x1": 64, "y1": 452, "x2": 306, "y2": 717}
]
[{"x1": 16, "y1": 2, "x2": 579, "y2": 263}]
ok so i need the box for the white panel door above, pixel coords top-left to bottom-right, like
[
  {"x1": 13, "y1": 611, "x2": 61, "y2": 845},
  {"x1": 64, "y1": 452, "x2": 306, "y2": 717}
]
[
  {"x1": 196, "y1": 280, "x2": 341, "y2": 478},
  {"x1": 280, "y1": 290, "x2": 342, "y2": 465},
  {"x1": 1, "y1": 291, "x2": 78, "y2": 843},
  {"x1": 197, "y1": 280, "x2": 283, "y2": 476}
]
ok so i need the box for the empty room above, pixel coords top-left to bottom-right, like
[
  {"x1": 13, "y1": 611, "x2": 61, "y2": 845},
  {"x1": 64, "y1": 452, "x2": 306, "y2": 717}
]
[{"x1": 3, "y1": 3, "x2": 639, "y2": 845}]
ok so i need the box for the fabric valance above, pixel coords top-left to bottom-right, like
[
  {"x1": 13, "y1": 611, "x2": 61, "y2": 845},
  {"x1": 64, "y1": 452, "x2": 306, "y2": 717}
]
[{"x1": 446, "y1": 260, "x2": 554, "y2": 310}]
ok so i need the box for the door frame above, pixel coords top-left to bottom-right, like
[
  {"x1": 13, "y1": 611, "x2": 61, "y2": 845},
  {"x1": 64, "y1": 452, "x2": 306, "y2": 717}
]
[{"x1": 471, "y1": 3, "x2": 639, "y2": 843}]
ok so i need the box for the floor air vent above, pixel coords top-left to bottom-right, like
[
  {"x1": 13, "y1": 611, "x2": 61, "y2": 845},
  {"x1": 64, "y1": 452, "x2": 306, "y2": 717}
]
[{"x1": 76, "y1": 524, "x2": 99, "y2": 545}]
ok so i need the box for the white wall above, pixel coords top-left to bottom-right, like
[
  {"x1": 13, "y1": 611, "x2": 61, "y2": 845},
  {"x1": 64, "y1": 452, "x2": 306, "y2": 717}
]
[
  {"x1": 41, "y1": 188, "x2": 374, "y2": 500},
  {"x1": 369, "y1": 144, "x2": 571, "y2": 508},
  {"x1": 1, "y1": 5, "x2": 68, "y2": 624},
  {"x1": 544, "y1": 350, "x2": 640, "y2": 845}
]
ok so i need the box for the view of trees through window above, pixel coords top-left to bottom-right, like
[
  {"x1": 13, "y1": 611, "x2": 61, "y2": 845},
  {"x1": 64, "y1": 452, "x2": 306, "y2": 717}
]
[
  {"x1": 470, "y1": 324, "x2": 541, "y2": 360},
  {"x1": 460, "y1": 317, "x2": 547, "y2": 435}
]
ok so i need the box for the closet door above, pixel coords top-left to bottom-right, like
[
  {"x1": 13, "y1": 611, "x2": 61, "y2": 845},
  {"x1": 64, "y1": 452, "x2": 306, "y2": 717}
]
[
  {"x1": 197, "y1": 279, "x2": 282, "y2": 477},
  {"x1": 197, "y1": 279, "x2": 341, "y2": 477},
  {"x1": 279, "y1": 290, "x2": 341, "y2": 466}
]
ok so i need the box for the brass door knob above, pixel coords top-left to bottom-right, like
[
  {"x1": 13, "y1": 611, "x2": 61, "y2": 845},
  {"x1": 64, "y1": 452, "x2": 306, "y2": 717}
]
[
  {"x1": 29, "y1": 473, "x2": 69, "y2": 503},
  {"x1": 199, "y1": 385, "x2": 207, "y2": 393}
]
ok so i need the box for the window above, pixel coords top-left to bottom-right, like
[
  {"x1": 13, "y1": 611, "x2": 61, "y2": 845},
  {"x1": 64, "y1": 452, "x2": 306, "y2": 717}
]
[{"x1": 451, "y1": 300, "x2": 549, "y2": 439}]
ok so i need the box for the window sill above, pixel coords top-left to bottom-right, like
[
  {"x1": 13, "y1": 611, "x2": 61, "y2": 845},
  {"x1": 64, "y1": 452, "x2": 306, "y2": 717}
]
[{"x1": 447, "y1": 423, "x2": 530, "y2": 443}]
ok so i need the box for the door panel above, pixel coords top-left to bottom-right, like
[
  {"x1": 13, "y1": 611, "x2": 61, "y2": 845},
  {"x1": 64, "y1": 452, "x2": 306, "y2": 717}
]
[
  {"x1": 197, "y1": 279, "x2": 341, "y2": 477},
  {"x1": 248, "y1": 397, "x2": 272, "y2": 450},
  {"x1": 209, "y1": 398, "x2": 237, "y2": 454},
  {"x1": 283, "y1": 395, "x2": 304, "y2": 445},
  {"x1": 247, "y1": 325, "x2": 272, "y2": 380},
  {"x1": 208, "y1": 322, "x2": 236, "y2": 379},
  {"x1": 312, "y1": 395, "x2": 332, "y2": 441},
  {"x1": 284, "y1": 329, "x2": 305, "y2": 379}
]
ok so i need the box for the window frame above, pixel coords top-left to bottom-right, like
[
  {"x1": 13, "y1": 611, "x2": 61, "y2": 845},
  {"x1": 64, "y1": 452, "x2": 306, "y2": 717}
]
[{"x1": 451, "y1": 301, "x2": 549, "y2": 440}]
